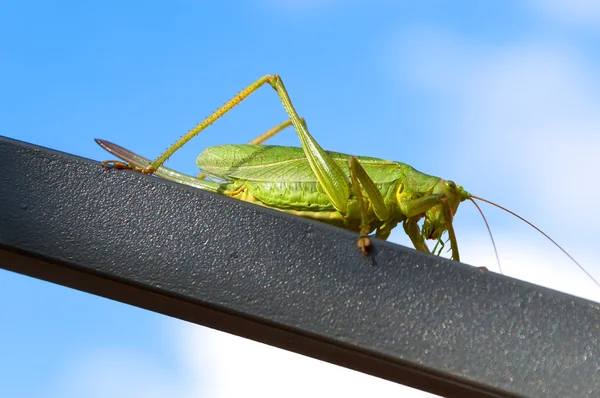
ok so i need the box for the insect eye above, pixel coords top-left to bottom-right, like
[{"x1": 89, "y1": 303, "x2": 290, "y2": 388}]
[{"x1": 446, "y1": 180, "x2": 456, "y2": 190}]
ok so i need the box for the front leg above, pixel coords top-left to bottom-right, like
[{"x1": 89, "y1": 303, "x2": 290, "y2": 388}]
[
  {"x1": 347, "y1": 156, "x2": 391, "y2": 255},
  {"x1": 403, "y1": 218, "x2": 430, "y2": 254},
  {"x1": 439, "y1": 195, "x2": 459, "y2": 261},
  {"x1": 399, "y1": 193, "x2": 460, "y2": 261}
]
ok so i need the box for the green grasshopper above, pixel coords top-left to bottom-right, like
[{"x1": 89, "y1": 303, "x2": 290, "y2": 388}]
[{"x1": 97, "y1": 74, "x2": 599, "y2": 288}]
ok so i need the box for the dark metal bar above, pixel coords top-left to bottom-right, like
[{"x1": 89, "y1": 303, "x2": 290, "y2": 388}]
[{"x1": 1, "y1": 135, "x2": 598, "y2": 397}]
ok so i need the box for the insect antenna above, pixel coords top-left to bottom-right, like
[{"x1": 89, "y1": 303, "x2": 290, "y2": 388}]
[
  {"x1": 468, "y1": 198, "x2": 502, "y2": 274},
  {"x1": 471, "y1": 195, "x2": 600, "y2": 289}
]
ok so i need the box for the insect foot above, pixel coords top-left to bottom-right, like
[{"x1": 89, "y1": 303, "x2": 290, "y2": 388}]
[
  {"x1": 357, "y1": 236, "x2": 371, "y2": 256},
  {"x1": 100, "y1": 160, "x2": 145, "y2": 173},
  {"x1": 101, "y1": 160, "x2": 131, "y2": 169},
  {"x1": 142, "y1": 165, "x2": 157, "y2": 175}
]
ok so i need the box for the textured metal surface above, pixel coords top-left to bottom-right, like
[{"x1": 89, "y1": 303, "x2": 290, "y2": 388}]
[{"x1": 1, "y1": 135, "x2": 599, "y2": 397}]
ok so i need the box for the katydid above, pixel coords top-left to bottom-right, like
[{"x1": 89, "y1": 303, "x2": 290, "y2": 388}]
[{"x1": 96, "y1": 74, "x2": 599, "y2": 289}]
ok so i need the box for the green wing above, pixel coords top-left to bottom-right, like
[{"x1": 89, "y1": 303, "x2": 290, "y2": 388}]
[
  {"x1": 197, "y1": 145, "x2": 406, "y2": 184},
  {"x1": 97, "y1": 139, "x2": 441, "y2": 195}
]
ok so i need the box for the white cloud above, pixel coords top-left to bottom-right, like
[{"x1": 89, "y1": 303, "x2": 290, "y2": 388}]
[
  {"x1": 458, "y1": 233, "x2": 600, "y2": 303},
  {"x1": 202, "y1": 328, "x2": 436, "y2": 398},
  {"x1": 528, "y1": 0, "x2": 600, "y2": 28},
  {"x1": 51, "y1": 347, "x2": 192, "y2": 398},
  {"x1": 50, "y1": 322, "x2": 438, "y2": 398},
  {"x1": 394, "y1": 28, "x2": 600, "y2": 238}
]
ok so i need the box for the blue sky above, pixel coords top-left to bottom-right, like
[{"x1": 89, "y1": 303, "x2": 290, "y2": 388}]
[{"x1": 2, "y1": 1, "x2": 600, "y2": 397}]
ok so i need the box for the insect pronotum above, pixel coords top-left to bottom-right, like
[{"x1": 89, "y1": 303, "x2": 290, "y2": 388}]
[{"x1": 96, "y1": 74, "x2": 600, "y2": 289}]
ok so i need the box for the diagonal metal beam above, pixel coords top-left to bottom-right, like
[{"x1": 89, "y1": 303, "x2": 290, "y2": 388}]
[{"x1": 1, "y1": 135, "x2": 598, "y2": 397}]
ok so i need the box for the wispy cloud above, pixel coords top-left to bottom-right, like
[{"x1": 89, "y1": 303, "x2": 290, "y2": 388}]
[
  {"x1": 393, "y1": 28, "x2": 600, "y2": 237},
  {"x1": 202, "y1": 327, "x2": 435, "y2": 397},
  {"x1": 50, "y1": 348, "x2": 192, "y2": 398},
  {"x1": 459, "y1": 233, "x2": 600, "y2": 302},
  {"x1": 49, "y1": 324, "x2": 213, "y2": 398},
  {"x1": 50, "y1": 323, "x2": 438, "y2": 398},
  {"x1": 528, "y1": 0, "x2": 600, "y2": 28}
]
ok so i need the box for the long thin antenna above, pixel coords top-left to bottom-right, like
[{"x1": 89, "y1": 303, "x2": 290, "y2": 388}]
[
  {"x1": 469, "y1": 198, "x2": 502, "y2": 274},
  {"x1": 471, "y1": 195, "x2": 600, "y2": 289}
]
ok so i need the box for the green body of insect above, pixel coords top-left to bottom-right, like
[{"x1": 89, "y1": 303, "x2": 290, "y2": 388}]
[
  {"x1": 198, "y1": 144, "x2": 467, "y2": 242},
  {"x1": 99, "y1": 137, "x2": 470, "y2": 259},
  {"x1": 96, "y1": 74, "x2": 471, "y2": 260},
  {"x1": 97, "y1": 74, "x2": 600, "y2": 288}
]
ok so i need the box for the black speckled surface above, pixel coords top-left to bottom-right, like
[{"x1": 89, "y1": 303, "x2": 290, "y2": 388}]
[{"x1": 1, "y1": 135, "x2": 599, "y2": 397}]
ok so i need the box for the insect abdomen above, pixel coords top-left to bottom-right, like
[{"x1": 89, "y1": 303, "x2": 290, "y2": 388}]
[{"x1": 236, "y1": 180, "x2": 336, "y2": 211}]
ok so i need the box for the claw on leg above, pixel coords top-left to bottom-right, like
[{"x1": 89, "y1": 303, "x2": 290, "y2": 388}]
[
  {"x1": 100, "y1": 160, "x2": 146, "y2": 173},
  {"x1": 142, "y1": 165, "x2": 156, "y2": 175},
  {"x1": 101, "y1": 160, "x2": 132, "y2": 170},
  {"x1": 357, "y1": 236, "x2": 371, "y2": 256}
]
